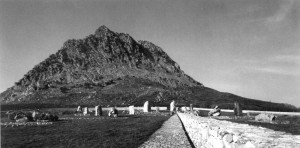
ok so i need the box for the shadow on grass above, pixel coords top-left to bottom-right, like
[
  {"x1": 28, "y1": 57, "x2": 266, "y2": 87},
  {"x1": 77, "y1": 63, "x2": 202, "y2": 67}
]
[{"x1": 1, "y1": 114, "x2": 170, "y2": 148}]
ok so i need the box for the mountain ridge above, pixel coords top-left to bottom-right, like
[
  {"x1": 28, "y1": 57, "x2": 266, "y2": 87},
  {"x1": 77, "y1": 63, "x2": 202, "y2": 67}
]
[{"x1": 0, "y1": 25, "x2": 297, "y2": 112}]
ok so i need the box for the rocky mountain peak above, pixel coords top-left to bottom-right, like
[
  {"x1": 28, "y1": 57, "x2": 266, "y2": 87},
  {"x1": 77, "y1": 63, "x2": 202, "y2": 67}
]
[{"x1": 95, "y1": 25, "x2": 114, "y2": 38}]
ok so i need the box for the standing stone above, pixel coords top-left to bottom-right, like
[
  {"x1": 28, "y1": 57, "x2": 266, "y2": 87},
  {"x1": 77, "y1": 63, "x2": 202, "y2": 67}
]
[
  {"x1": 170, "y1": 100, "x2": 175, "y2": 112},
  {"x1": 143, "y1": 101, "x2": 151, "y2": 112},
  {"x1": 129, "y1": 105, "x2": 135, "y2": 115},
  {"x1": 190, "y1": 104, "x2": 193, "y2": 111},
  {"x1": 95, "y1": 106, "x2": 102, "y2": 116},
  {"x1": 77, "y1": 106, "x2": 82, "y2": 112},
  {"x1": 170, "y1": 101, "x2": 175, "y2": 112},
  {"x1": 83, "y1": 107, "x2": 89, "y2": 115},
  {"x1": 233, "y1": 102, "x2": 243, "y2": 116}
]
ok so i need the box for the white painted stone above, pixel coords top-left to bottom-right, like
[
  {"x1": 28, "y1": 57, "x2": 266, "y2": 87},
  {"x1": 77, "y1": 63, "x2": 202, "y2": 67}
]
[
  {"x1": 129, "y1": 105, "x2": 135, "y2": 115},
  {"x1": 170, "y1": 100, "x2": 175, "y2": 112}
]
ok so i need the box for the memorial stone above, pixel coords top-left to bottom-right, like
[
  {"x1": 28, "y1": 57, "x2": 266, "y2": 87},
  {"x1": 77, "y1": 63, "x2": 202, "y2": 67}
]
[
  {"x1": 143, "y1": 101, "x2": 151, "y2": 112},
  {"x1": 233, "y1": 102, "x2": 243, "y2": 116}
]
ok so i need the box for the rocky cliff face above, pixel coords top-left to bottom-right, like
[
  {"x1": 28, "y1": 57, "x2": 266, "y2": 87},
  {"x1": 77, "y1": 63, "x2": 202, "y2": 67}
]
[{"x1": 0, "y1": 26, "x2": 297, "y2": 112}]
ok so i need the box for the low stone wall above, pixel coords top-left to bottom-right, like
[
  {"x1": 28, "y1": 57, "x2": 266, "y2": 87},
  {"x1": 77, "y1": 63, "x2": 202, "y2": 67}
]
[{"x1": 177, "y1": 113, "x2": 300, "y2": 148}]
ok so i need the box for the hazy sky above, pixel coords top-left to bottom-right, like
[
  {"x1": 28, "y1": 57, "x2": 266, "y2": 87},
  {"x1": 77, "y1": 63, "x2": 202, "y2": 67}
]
[{"x1": 1, "y1": 0, "x2": 299, "y2": 106}]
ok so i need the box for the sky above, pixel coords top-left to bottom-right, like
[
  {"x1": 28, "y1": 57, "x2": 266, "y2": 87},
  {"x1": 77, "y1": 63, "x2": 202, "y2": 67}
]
[{"x1": 0, "y1": 0, "x2": 299, "y2": 106}]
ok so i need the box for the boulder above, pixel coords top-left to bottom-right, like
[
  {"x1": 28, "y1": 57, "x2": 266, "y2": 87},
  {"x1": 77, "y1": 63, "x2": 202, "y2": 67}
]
[
  {"x1": 255, "y1": 113, "x2": 276, "y2": 122},
  {"x1": 16, "y1": 117, "x2": 28, "y2": 123},
  {"x1": 7, "y1": 112, "x2": 16, "y2": 121},
  {"x1": 108, "y1": 107, "x2": 118, "y2": 117}
]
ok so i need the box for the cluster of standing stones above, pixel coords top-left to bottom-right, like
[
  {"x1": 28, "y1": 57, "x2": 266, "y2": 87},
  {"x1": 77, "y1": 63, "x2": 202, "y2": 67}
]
[{"x1": 75, "y1": 101, "x2": 276, "y2": 124}]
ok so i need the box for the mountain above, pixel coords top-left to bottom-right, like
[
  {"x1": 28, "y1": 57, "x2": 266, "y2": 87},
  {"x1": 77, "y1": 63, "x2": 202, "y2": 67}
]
[{"x1": 0, "y1": 25, "x2": 297, "y2": 111}]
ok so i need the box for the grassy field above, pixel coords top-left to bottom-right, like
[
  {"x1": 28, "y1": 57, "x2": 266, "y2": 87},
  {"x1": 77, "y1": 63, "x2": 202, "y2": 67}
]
[
  {"x1": 1, "y1": 110, "x2": 170, "y2": 148},
  {"x1": 213, "y1": 114, "x2": 300, "y2": 135}
]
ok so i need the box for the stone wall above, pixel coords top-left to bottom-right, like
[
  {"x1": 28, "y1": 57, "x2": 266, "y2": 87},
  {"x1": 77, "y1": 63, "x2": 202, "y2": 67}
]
[{"x1": 177, "y1": 113, "x2": 300, "y2": 148}]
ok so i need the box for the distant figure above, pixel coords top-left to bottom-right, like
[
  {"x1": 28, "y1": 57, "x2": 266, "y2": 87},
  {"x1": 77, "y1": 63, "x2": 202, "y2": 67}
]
[
  {"x1": 233, "y1": 102, "x2": 243, "y2": 116},
  {"x1": 108, "y1": 107, "x2": 118, "y2": 117},
  {"x1": 208, "y1": 106, "x2": 221, "y2": 116}
]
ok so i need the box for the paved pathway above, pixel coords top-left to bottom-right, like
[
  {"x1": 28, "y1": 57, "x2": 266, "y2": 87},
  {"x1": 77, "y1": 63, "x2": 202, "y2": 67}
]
[{"x1": 139, "y1": 115, "x2": 193, "y2": 148}]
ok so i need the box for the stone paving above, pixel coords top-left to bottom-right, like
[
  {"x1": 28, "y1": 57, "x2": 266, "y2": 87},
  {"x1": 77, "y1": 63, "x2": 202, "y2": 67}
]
[{"x1": 139, "y1": 115, "x2": 193, "y2": 148}]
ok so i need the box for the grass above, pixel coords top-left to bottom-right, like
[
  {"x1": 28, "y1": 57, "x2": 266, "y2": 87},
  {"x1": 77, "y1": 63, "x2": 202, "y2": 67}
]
[{"x1": 1, "y1": 110, "x2": 170, "y2": 148}]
